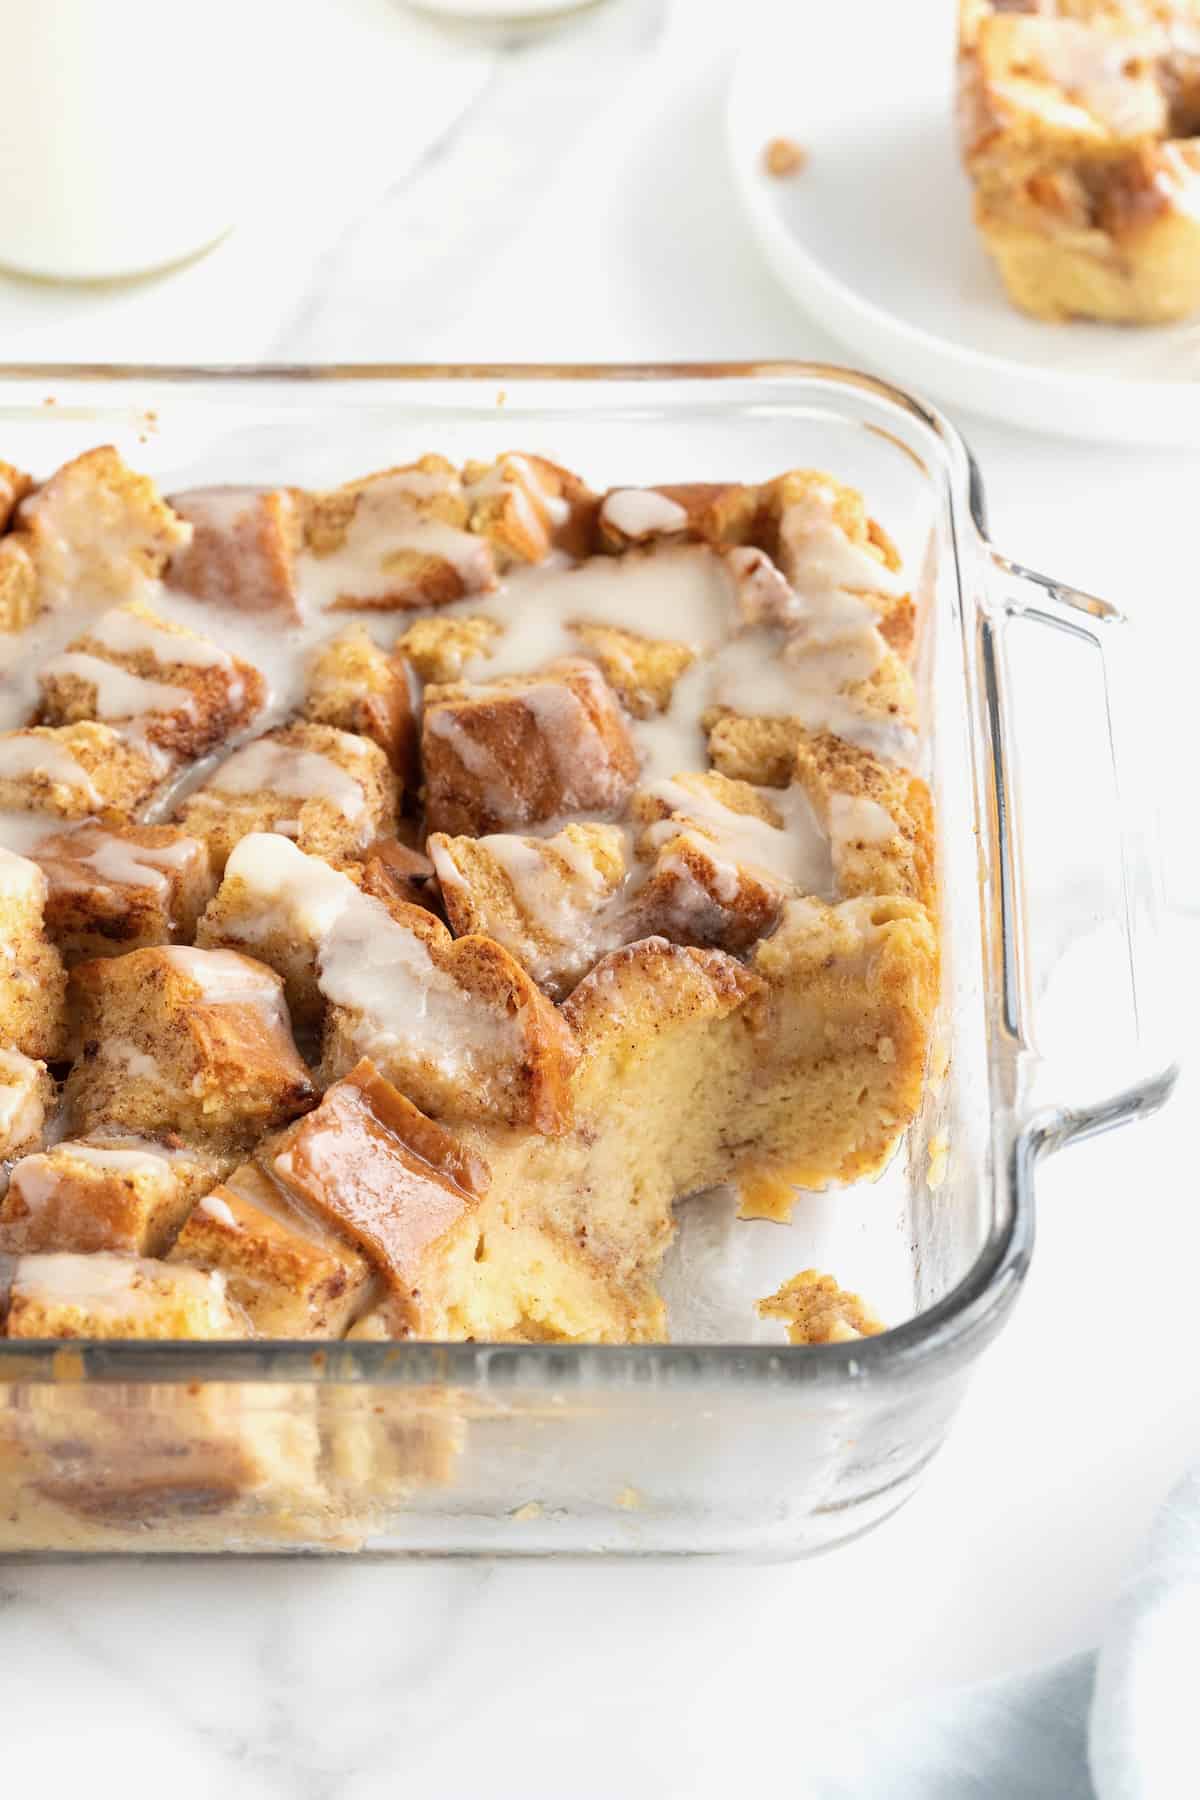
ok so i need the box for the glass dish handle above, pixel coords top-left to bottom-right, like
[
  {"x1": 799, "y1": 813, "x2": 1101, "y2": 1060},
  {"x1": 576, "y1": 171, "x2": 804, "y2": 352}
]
[{"x1": 984, "y1": 552, "x2": 1179, "y2": 1153}]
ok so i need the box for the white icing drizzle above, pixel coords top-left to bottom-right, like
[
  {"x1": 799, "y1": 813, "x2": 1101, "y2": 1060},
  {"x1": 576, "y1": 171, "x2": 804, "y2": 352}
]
[
  {"x1": 829, "y1": 793, "x2": 897, "y2": 849},
  {"x1": 601, "y1": 489, "x2": 689, "y2": 540},
  {"x1": 1024, "y1": 20, "x2": 1168, "y2": 135},
  {"x1": 318, "y1": 883, "x2": 522, "y2": 1075},
  {"x1": 640, "y1": 777, "x2": 835, "y2": 901},
  {"x1": 198, "y1": 1193, "x2": 238, "y2": 1228},
  {"x1": 0, "y1": 1049, "x2": 46, "y2": 1147},
  {"x1": 8, "y1": 1143, "x2": 176, "y2": 1214},
  {"x1": 10, "y1": 1250, "x2": 229, "y2": 1317},
  {"x1": 60, "y1": 1143, "x2": 174, "y2": 1177},
  {"x1": 218, "y1": 830, "x2": 356, "y2": 939},
  {"x1": 40, "y1": 650, "x2": 196, "y2": 721},
  {"x1": 462, "y1": 545, "x2": 733, "y2": 683},
  {"x1": 0, "y1": 733, "x2": 104, "y2": 807},
  {"x1": 89, "y1": 605, "x2": 235, "y2": 670},
  {"x1": 76, "y1": 831, "x2": 198, "y2": 892},
  {"x1": 298, "y1": 474, "x2": 496, "y2": 610},
  {"x1": 159, "y1": 945, "x2": 288, "y2": 1015},
  {"x1": 0, "y1": 812, "x2": 59, "y2": 854},
  {"x1": 206, "y1": 738, "x2": 367, "y2": 819},
  {"x1": 0, "y1": 843, "x2": 46, "y2": 899},
  {"x1": 213, "y1": 833, "x2": 519, "y2": 1075}
]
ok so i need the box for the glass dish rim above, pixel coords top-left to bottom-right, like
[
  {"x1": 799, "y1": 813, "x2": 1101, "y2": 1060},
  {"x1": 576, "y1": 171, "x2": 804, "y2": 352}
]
[{"x1": 0, "y1": 358, "x2": 1060, "y2": 1388}]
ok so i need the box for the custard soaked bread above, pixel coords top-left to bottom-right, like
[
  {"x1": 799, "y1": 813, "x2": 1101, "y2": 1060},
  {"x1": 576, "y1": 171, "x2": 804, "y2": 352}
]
[
  {"x1": 958, "y1": 0, "x2": 1200, "y2": 322},
  {"x1": 0, "y1": 444, "x2": 938, "y2": 1347}
]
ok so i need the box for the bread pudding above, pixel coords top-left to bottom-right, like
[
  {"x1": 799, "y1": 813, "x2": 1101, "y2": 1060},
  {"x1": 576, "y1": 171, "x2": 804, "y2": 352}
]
[
  {"x1": 958, "y1": 0, "x2": 1200, "y2": 322},
  {"x1": 0, "y1": 445, "x2": 938, "y2": 1356}
]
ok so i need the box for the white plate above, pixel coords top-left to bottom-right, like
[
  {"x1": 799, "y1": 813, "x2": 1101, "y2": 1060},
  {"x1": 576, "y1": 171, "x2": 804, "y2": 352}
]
[{"x1": 726, "y1": 0, "x2": 1200, "y2": 447}]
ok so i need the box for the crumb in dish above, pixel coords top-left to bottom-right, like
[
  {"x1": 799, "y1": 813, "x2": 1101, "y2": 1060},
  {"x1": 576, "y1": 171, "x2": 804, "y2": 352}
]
[{"x1": 763, "y1": 136, "x2": 808, "y2": 177}]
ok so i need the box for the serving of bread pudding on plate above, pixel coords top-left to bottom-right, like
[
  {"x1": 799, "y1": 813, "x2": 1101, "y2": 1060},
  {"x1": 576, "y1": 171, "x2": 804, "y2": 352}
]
[
  {"x1": 0, "y1": 444, "x2": 938, "y2": 1349},
  {"x1": 958, "y1": 0, "x2": 1200, "y2": 322}
]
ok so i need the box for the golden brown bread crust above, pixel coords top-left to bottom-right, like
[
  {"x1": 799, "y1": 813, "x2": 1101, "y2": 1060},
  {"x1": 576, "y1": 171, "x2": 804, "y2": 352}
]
[
  {"x1": 37, "y1": 598, "x2": 266, "y2": 761},
  {"x1": 166, "y1": 486, "x2": 303, "y2": 618},
  {"x1": 32, "y1": 823, "x2": 215, "y2": 967},
  {"x1": 793, "y1": 736, "x2": 937, "y2": 910},
  {"x1": 422, "y1": 658, "x2": 640, "y2": 837},
  {"x1": 320, "y1": 891, "x2": 581, "y2": 1136},
  {"x1": 169, "y1": 1163, "x2": 376, "y2": 1337},
  {"x1": 267, "y1": 1060, "x2": 488, "y2": 1331},
  {"x1": 5, "y1": 447, "x2": 190, "y2": 627},
  {"x1": 430, "y1": 821, "x2": 628, "y2": 998},
  {"x1": 0, "y1": 1135, "x2": 229, "y2": 1257},
  {"x1": 303, "y1": 626, "x2": 419, "y2": 787},
  {"x1": 174, "y1": 721, "x2": 398, "y2": 874},
  {"x1": 0, "y1": 722, "x2": 168, "y2": 823},
  {"x1": 64, "y1": 946, "x2": 316, "y2": 1151},
  {"x1": 464, "y1": 452, "x2": 600, "y2": 565}
]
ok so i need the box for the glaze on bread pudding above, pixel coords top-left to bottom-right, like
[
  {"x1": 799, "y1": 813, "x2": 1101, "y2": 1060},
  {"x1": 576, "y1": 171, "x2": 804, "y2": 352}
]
[
  {"x1": 958, "y1": 0, "x2": 1200, "y2": 322},
  {"x1": 0, "y1": 444, "x2": 938, "y2": 1349}
]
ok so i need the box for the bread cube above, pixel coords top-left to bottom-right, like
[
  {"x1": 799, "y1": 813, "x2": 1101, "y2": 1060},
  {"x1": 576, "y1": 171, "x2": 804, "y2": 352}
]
[
  {"x1": 11, "y1": 446, "x2": 190, "y2": 618},
  {"x1": 463, "y1": 451, "x2": 598, "y2": 564},
  {"x1": 0, "y1": 1050, "x2": 55, "y2": 1161},
  {"x1": 33, "y1": 823, "x2": 215, "y2": 966},
  {"x1": 319, "y1": 887, "x2": 579, "y2": 1134},
  {"x1": 198, "y1": 833, "x2": 444, "y2": 1038},
  {"x1": 166, "y1": 485, "x2": 302, "y2": 618},
  {"x1": 571, "y1": 623, "x2": 697, "y2": 719},
  {"x1": 64, "y1": 946, "x2": 315, "y2": 1151},
  {"x1": 430, "y1": 821, "x2": 629, "y2": 997},
  {"x1": 0, "y1": 1134, "x2": 227, "y2": 1257},
  {"x1": 264, "y1": 1059, "x2": 488, "y2": 1336},
  {"x1": 37, "y1": 598, "x2": 266, "y2": 759},
  {"x1": 195, "y1": 831, "x2": 358, "y2": 1032},
  {"x1": 631, "y1": 771, "x2": 826, "y2": 953},
  {"x1": 705, "y1": 637, "x2": 919, "y2": 788},
  {"x1": 794, "y1": 736, "x2": 936, "y2": 909},
  {"x1": 3, "y1": 1252, "x2": 247, "y2": 1339},
  {"x1": 392, "y1": 612, "x2": 500, "y2": 683},
  {"x1": 0, "y1": 722, "x2": 166, "y2": 822},
  {"x1": 302, "y1": 457, "x2": 498, "y2": 611},
  {"x1": 736, "y1": 894, "x2": 938, "y2": 1219},
  {"x1": 751, "y1": 471, "x2": 914, "y2": 657},
  {"x1": 596, "y1": 481, "x2": 755, "y2": 552},
  {"x1": 423, "y1": 658, "x2": 639, "y2": 837},
  {"x1": 0, "y1": 849, "x2": 67, "y2": 1059},
  {"x1": 174, "y1": 721, "x2": 397, "y2": 874},
  {"x1": 757, "y1": 1269, "x2": 884, "y2": 1344},
  {"x1": 303, "y1": 625, "x2": 418, "y2": 784},
  {"x1": 170, "y1": 1162, "x2": 375, "y2": 1338}
]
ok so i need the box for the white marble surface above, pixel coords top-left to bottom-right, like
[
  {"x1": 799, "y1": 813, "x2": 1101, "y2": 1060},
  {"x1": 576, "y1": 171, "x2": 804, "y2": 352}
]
[{"x1": 0, "y1": 2, "x2": 1196, "y2": 1792}]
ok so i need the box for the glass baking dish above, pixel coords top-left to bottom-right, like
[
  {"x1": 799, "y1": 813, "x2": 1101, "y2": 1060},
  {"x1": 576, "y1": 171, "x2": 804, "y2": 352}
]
[{"x1": 0, "y1": 363, "x2": 1175, "y2": 1558}]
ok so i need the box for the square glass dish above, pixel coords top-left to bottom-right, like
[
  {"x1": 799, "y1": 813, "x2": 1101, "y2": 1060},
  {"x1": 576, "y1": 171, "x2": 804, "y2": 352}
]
[{"x1": 0, "y1": 363, "x2": 1175, "y2": 1558}]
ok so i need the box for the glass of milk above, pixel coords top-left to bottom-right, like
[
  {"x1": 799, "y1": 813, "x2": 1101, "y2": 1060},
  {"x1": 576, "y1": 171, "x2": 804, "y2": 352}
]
[{"x1": 0, "y1": 0, "x2": 256, "y2": 281}]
